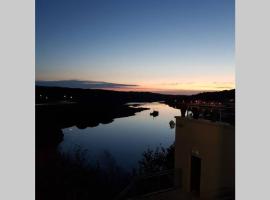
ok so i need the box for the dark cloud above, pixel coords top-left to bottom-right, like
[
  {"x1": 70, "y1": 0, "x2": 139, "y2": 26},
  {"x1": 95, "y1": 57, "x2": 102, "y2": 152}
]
[{"x1": 36, "y1": 80, "x2": 138, "y2": 89}]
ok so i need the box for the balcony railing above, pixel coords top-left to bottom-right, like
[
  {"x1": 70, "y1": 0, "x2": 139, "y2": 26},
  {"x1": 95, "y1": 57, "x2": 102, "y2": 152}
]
[{"x1": 114, "y1": 169, "x2": 182, "y2": 200}]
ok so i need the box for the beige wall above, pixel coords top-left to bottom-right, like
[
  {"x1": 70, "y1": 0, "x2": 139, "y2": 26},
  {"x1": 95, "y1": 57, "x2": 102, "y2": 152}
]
[{"x1": 174, "y1": 117, "x2": 235, "y2": 199}]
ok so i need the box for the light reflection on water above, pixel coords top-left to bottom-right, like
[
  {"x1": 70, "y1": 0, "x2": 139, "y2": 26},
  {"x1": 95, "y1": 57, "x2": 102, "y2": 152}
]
[{"x1": 58, "y1": 102, "x2": 181, "y2": 171}]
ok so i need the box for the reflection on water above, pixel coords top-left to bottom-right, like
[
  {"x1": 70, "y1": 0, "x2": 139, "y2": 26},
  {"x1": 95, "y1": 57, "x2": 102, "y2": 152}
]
[{"x1": 58, "y1": 102, "x2": 180, "y2": 171}]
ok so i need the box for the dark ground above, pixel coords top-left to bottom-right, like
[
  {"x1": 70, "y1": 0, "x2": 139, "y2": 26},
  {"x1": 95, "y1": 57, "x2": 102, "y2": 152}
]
[{"x1": 36, "y1": 86, "x2": 235, "y2": 200}]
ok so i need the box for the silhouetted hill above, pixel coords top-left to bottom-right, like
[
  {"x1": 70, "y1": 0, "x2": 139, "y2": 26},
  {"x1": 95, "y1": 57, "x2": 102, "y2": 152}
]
[
  {"x1": 189, "y1": 89, "x2": 235, "y2": 102},
  {"x1": 36, "y1": 86, "x2": 235, "y2": 104}
]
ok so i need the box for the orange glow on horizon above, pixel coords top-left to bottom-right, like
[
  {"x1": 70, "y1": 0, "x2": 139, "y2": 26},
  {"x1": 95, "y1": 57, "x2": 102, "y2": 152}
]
[
  {"x1": 37, "y1": 73, "x2": 235, "y2": 95},
  {"x1": 101, "y1": 81, "x2": 235, "y2": 95}
]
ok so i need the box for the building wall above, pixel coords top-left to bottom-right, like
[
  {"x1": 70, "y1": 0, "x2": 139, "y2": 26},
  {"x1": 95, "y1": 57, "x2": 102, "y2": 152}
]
[{"x1": 174, "y1": 117, "x2": 235, "y2": 199}]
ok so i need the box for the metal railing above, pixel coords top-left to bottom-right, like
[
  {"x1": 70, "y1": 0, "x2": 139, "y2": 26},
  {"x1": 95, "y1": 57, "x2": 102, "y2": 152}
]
[{"x1": 114, "y1": 169, "x2": 182, "y2": 200}]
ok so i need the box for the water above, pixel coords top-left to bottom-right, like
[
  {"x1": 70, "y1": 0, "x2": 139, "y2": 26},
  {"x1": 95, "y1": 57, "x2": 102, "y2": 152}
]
[{"x1": 58, "y1": 102, "x2": 180, "y2": 171}]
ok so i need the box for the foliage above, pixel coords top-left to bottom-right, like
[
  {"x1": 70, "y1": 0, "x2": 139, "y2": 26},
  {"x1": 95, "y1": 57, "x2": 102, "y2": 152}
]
[
  {"x1": 138, "y1": 143, "x2": 175, "y2": 175},
  {"x1": 37, "y1": 146, "x2": 131, "y2": 200}
]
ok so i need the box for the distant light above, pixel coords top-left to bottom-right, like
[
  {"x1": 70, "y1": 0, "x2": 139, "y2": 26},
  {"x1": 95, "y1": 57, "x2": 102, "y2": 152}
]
[
  {"x1": 39, "y1": 94, "x2": 42, "y2": 97},
  {"x1": 64, "y1": 95, "x2": 66, "y2": 98},
  {"x1": 70, "y1": 96, "x2": 72, "y2": 99},
  {"x1": 46, "y1": 96, "x2": 48, "y2": 99}
]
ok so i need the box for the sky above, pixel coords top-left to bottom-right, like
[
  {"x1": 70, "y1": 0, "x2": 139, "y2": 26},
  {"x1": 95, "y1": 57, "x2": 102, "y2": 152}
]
[{"x1": 36, "y1": 0, "x2": 235, "y2": 95}]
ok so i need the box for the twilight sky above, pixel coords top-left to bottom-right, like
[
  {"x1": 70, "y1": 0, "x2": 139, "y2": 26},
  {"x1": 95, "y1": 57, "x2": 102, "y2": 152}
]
[{"x1": 36, "y1": 0, "x2": 235, "y2": 95}]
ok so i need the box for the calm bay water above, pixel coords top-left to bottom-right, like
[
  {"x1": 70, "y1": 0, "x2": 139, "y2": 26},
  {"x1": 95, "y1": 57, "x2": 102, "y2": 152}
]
[{"x1": 58, "y1": 102, "x2": 180, "y2": 171}]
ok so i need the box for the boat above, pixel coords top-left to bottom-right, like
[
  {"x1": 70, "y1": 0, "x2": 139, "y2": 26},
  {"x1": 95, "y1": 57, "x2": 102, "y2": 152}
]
[
  {"x1": 150, "y1": 110, "x2": 159, "y2": 117},
  {"x1": 169, "y1": 120, "x2": 175, "y2": 129}
]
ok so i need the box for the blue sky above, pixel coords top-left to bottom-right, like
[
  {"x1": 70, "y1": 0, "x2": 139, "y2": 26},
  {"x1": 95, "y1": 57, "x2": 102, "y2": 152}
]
[{"x1": 36, "y1": 0, "x2": 235, "y2": 94}]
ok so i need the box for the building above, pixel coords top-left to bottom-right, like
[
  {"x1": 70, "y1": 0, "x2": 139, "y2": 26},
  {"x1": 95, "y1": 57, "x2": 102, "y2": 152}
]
[{"x1": 174, "y1": 117, "x2": 235, "y2": 199}]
